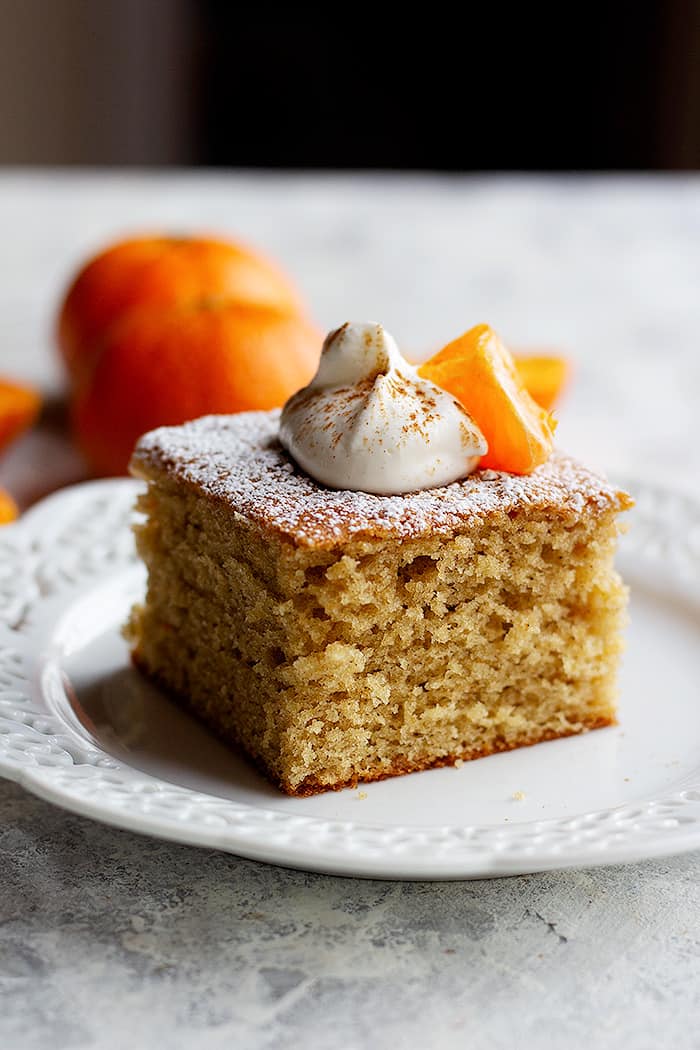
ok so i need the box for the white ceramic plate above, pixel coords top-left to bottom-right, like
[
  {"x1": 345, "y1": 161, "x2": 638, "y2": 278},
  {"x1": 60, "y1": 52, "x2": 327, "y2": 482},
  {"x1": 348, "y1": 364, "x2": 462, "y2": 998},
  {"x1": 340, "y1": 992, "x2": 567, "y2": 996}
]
[{"x1": 1, "y1": 478, "x2": 699, "y2": 880}]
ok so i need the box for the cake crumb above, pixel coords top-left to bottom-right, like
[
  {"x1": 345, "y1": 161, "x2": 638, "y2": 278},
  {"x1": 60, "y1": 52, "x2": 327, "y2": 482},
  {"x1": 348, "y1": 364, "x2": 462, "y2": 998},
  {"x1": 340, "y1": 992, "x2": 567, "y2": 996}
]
[
  {"x1": 454, "y1": 759, "x2": 464, "y2": 768},
  {"x1": 357, "y1": 791, "x2": 368, "y2": 800},
  {"x1": 512, "y1": 790, "x2": 526, "y2": 801}
]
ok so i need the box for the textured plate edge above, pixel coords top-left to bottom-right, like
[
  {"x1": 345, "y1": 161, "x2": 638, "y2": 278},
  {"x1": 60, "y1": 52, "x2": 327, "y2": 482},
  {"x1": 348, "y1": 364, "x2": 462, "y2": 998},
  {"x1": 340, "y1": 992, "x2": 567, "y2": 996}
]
[
  {"x1": 0, "y1": 777, "x2": 694, "y2": 881},
  {"x1": 7, "y1": 760, "x2": 700, "y2": 881}
]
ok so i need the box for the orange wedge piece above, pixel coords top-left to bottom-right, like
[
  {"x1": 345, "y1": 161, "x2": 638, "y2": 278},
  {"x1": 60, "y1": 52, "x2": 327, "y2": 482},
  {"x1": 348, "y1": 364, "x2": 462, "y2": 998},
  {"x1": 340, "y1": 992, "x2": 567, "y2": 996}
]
[
  {"x1": 0, "y1": 488, "x2": 18, "y2": 524},
  {"x1": 418, "y1": 324, "x2": 556, "y2": 474},
  {"x1": 0, "y1": 379, "x2": 41, "y2": 454},
  {"x1": 514, "y1": 354, "x2": 570, "y2": 410}
]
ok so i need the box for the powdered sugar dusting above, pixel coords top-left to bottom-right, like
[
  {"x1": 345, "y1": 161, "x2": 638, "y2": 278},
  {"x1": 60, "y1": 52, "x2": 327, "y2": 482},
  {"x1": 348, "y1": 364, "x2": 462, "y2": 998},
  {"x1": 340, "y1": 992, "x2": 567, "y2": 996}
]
[{"x1": 131, "y1": 411, "x2": 632, "y2": 549}]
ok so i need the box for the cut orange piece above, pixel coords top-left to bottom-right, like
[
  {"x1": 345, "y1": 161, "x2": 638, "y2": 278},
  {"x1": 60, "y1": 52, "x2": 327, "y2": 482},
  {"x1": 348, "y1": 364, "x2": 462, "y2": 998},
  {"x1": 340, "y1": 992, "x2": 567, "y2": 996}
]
[
  {"x1": 0, "y1": 487, "x2": 18, "y2": 524},
  {"x1": 418, "y1": 324, "x2": 556, "y2": 474},
  {"x1": 514, "y1": 354, "x2": 570, "y2": 410},
  {"x1": 0, "y1": 379, "x2": 41, "y2": 454}
]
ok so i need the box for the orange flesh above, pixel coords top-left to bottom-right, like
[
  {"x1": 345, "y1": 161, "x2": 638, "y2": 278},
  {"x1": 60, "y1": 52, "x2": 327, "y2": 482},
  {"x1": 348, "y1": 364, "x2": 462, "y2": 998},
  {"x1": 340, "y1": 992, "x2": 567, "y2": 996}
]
[
  {"x1": 418, "y1": 324, "x2": 556, "y2": 474},
  {"x1": 0, "y1": 488, "x2": 18, "y2": 524},
  {"x1": 0, "y1": 379, "x2": 41, "y2": 454},
  {"x1": 513, "y1": 354, "x2": 570, "y2": 410}
]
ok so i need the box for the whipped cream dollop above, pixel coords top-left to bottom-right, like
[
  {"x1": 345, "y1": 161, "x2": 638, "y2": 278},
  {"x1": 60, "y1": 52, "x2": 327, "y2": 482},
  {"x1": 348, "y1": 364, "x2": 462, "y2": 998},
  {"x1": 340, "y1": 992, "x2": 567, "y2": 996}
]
[{"x1": 279, "y1": 321, "x2": 487, "y2": 495}]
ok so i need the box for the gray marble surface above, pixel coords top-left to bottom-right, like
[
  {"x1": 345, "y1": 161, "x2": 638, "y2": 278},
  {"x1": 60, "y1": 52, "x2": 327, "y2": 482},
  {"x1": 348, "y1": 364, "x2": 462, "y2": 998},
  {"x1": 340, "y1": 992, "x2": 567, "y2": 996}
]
[
  {"x1": 1, "y1": 173, "x2": 699, "y2": 1049},
  {"x1": 3, "y1": 780, "x2": 700, "y2": 1050}
]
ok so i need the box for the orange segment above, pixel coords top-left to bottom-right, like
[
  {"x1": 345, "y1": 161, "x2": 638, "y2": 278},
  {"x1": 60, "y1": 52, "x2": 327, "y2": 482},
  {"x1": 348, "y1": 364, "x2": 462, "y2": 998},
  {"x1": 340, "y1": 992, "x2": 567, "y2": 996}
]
[
  {"x1": 514, "y1": 354, "x2": 570, "y2": 410},
  {"x1": 418, "y1": 324, "x2": 556, "y2": 474},
  {"x1": 0, "y1": 488, "x2": 18, "y2": 524},
  {"x1": 0, "y1": 379, "x2": 42, "y2": 454}
]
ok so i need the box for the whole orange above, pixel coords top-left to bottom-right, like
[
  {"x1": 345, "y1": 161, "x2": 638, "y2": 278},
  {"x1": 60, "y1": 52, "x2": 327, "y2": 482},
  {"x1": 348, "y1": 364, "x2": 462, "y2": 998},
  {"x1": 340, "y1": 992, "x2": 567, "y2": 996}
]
[
  {"x1": 72, "y1": 300, "x2": 322, "y2": 476},
  {"x1": 58, "y1": 235, "x2": 307, "y2": 381}
]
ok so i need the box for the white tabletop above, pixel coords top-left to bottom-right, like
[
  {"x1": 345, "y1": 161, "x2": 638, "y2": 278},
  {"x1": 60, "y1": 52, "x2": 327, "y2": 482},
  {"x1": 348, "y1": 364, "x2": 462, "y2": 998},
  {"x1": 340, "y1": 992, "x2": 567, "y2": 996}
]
[{"x1": 1, "y1": 172, "x2": 699, "y2": 1050}]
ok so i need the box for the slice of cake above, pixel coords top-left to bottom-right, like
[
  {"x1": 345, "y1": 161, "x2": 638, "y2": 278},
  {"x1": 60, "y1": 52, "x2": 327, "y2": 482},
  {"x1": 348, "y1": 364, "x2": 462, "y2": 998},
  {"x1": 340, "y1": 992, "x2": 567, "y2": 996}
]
[{"x1": 128, "y1": 320, "x2": 632, "y2": 796}]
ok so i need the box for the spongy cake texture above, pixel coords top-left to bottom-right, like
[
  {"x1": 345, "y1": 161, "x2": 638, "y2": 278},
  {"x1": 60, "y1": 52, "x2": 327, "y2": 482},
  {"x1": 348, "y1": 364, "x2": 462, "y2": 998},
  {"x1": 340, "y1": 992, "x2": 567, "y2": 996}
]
[{"x1": 128, "y1": 411, "x2": 632, "y2": 795}]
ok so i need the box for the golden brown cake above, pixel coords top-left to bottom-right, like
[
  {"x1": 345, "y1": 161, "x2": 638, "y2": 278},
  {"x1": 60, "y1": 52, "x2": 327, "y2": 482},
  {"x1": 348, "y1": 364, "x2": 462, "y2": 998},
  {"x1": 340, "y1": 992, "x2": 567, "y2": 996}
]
[{"x1": 127, "y1": 410, "x2": 632, "y2": 796}]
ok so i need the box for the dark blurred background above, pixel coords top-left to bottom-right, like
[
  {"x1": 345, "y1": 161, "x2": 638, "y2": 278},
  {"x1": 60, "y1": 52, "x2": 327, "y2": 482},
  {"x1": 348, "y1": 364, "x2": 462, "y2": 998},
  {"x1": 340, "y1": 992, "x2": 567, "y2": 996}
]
[{"x1": 0, "y1": 0, "x2": 699, "y2": 169}]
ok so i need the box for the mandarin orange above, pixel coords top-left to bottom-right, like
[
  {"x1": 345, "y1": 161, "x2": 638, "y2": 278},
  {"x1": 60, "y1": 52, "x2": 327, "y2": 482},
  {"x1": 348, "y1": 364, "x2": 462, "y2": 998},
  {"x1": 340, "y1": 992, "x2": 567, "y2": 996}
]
[
  {"x1": 58, "y1": 235, "x2": 308, "y2": 381},
  {"x1": 72, "y1": 300, "x2": 322, "y2": 476}
]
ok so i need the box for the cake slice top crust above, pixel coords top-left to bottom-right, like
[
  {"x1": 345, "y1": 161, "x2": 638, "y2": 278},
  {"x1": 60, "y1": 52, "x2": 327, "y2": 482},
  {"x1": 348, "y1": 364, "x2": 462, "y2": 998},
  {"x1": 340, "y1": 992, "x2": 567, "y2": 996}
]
[{"x1": 131, "y1": 410, "x2": 633, "y2": 549}]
